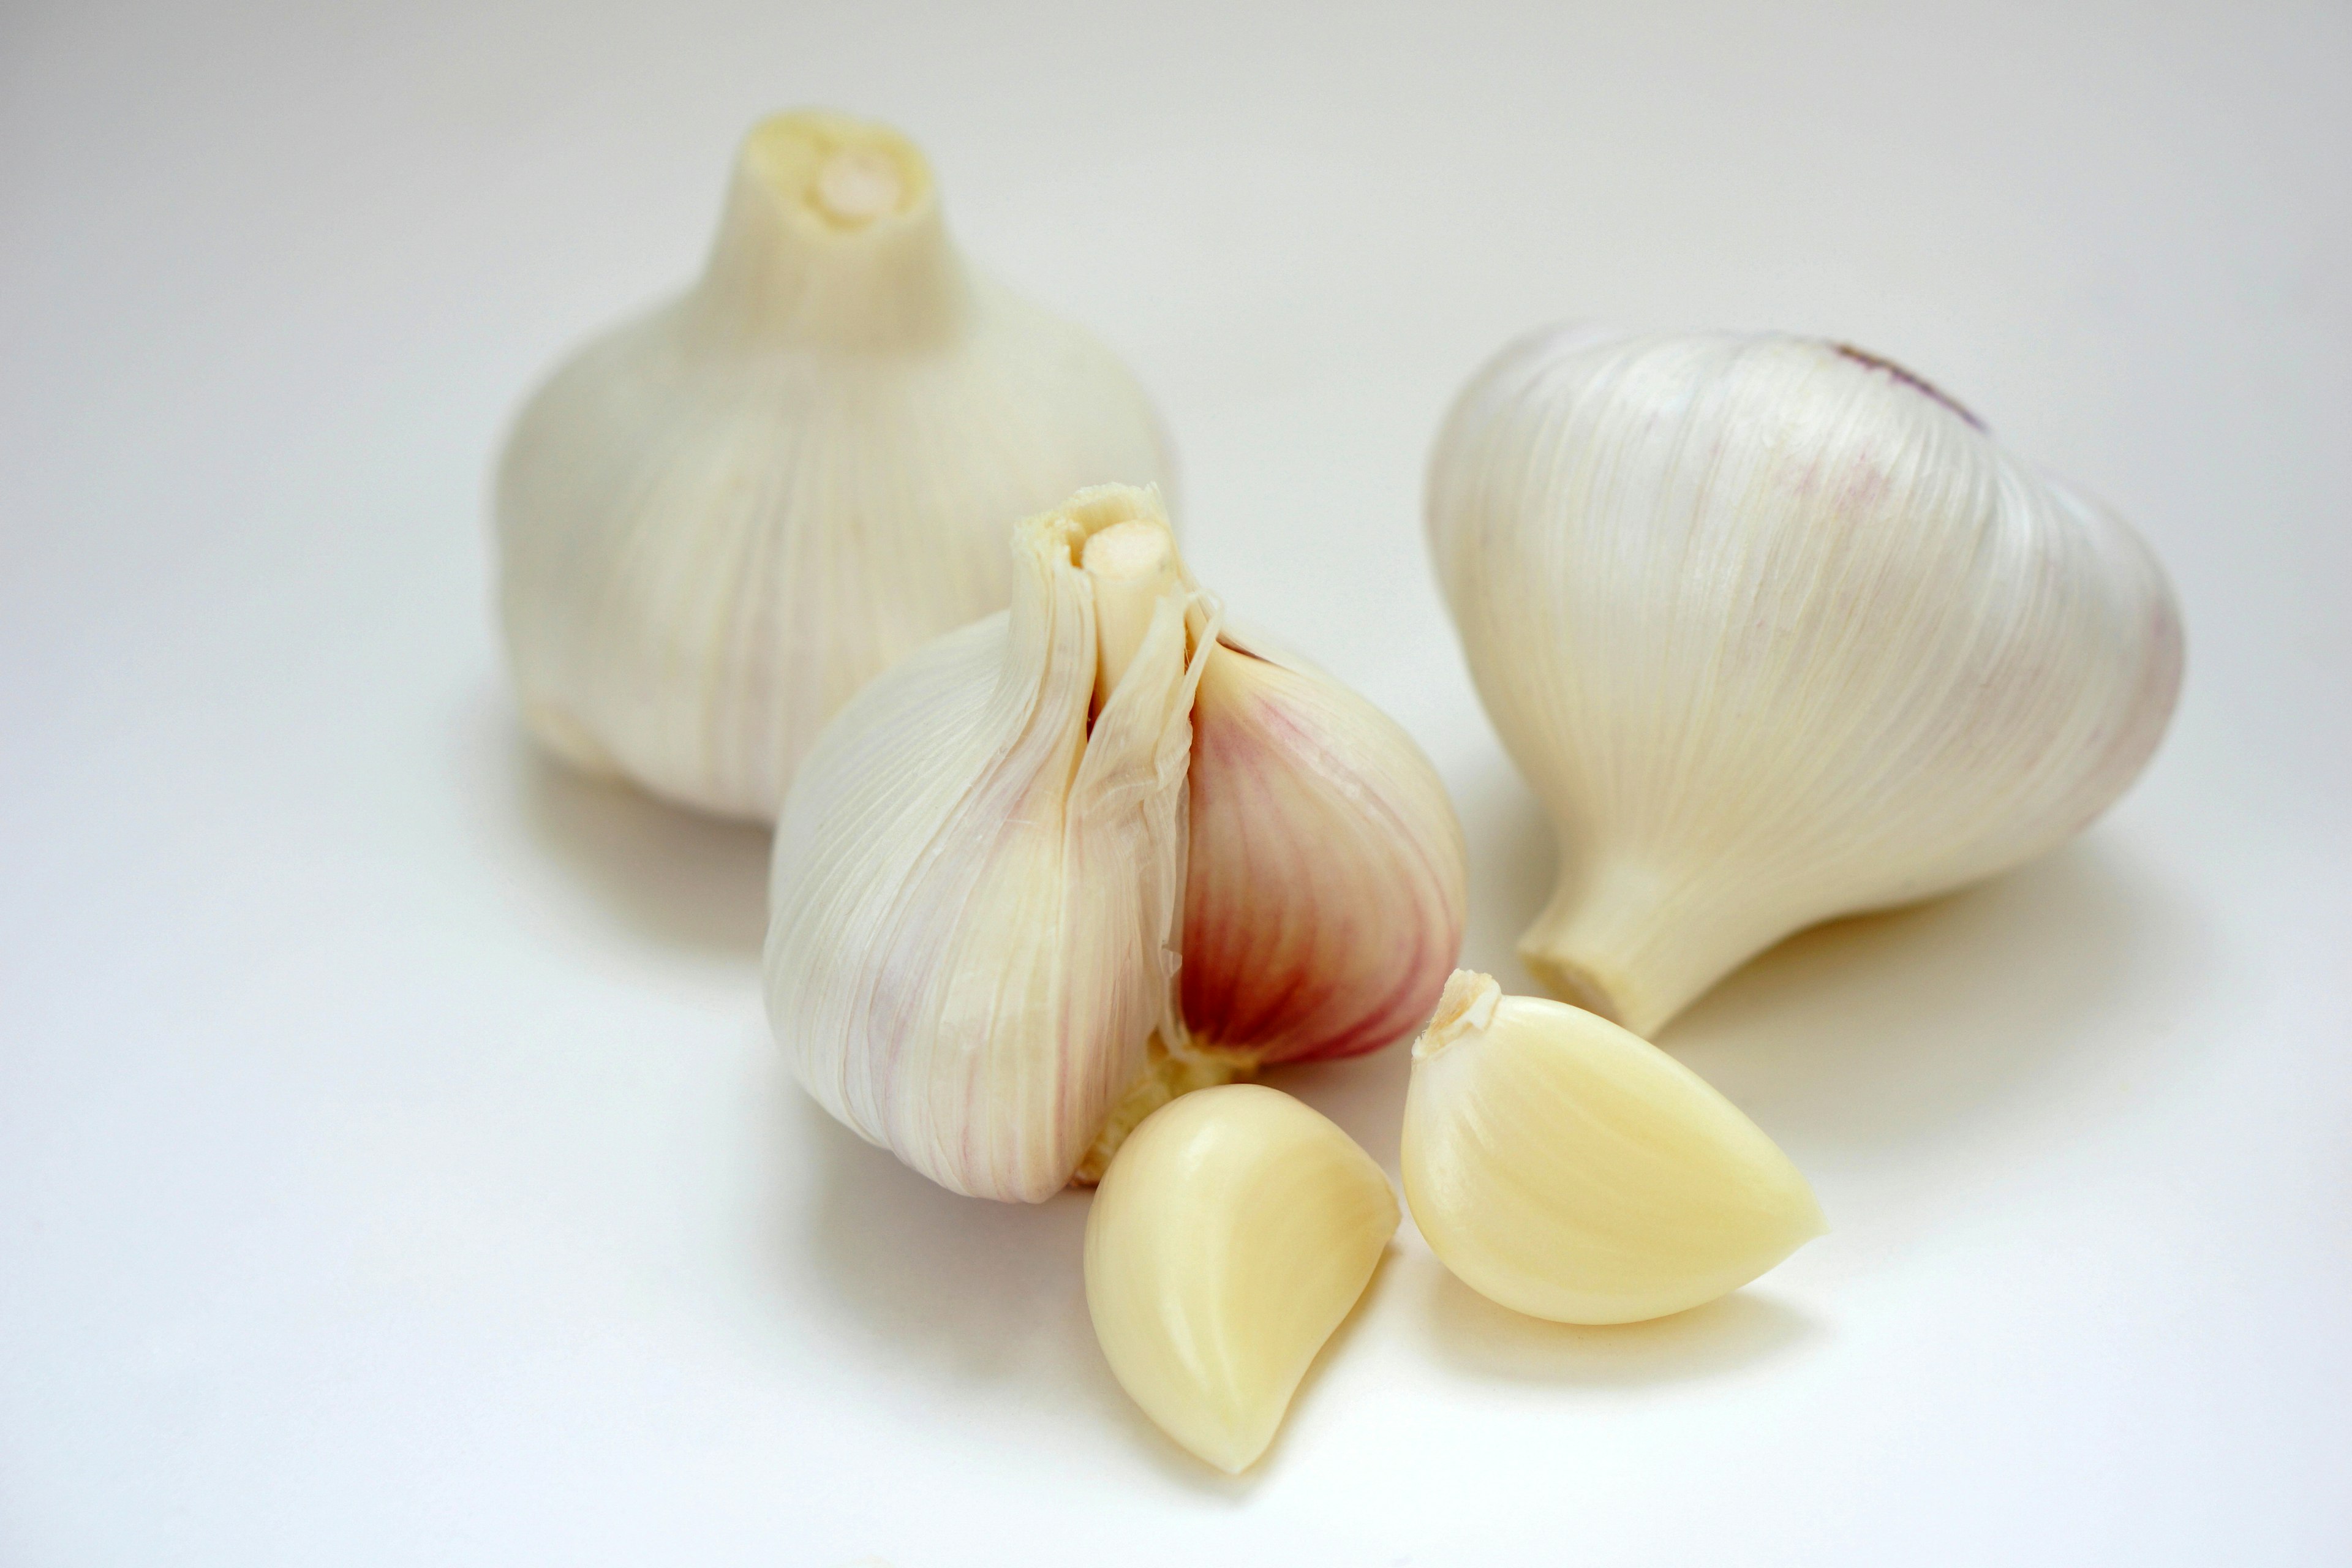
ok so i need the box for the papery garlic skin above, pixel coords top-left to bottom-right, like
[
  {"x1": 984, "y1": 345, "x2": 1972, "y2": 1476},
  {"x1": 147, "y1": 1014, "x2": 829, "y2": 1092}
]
[
  {"x1": 764, "y1": 487, "x2": 1202, "y2": 1202},
  {"x1": 1403, "y1": 971, "x2": 1823, "y2": 1325},
  {"x1": 1076, "y1": 630, "x2": 1467, "y2": 1183},
  {"x1": 1182, "y1": 634, "x2": 1468, "y2": 1066},
  {"x1": 766, "y1": 484, "x2": 1467, "y2": 1200},
  {"x1": 1427, "y1": 330, "x2": 2183, "y2": 1034},
  {"x1": 1085, "y1": 1084, "x2": 1397, "y2": 1473},
  {"x1": 496, "y1": 110, "x2": 1170, "y2": 821}
]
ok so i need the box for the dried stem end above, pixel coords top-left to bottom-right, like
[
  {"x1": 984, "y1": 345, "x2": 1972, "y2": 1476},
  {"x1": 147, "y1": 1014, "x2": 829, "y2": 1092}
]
[
  {"x1": 1517, "y1": 949, "x2": 1633, "y2": 1031},
  {"x1": 742, "y1": 109, "x2": 931, "y2": 235},
  {"x1": 1414, "y1": 970, "x2": 1501, "y2": 1060}
]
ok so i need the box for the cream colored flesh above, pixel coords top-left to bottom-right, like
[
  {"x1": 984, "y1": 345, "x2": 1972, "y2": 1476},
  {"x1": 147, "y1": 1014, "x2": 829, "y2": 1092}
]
[
  {"x1": 1085, "y1": 1085, "x2": 1398, "y2": 1472},
  {"x1": 1403, "y1": 971, "x2": 1825, "y2": 1325}
]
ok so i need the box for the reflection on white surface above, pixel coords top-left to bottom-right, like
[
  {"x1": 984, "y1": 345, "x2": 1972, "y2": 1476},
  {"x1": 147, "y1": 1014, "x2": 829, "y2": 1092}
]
[{"x1": 1422, "y1": 1275, "x2": 1819, "y2": 1385}]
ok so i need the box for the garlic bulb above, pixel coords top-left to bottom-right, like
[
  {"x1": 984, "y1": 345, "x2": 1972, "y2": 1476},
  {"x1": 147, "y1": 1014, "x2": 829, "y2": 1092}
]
[
  {"x1": 764, "y1": 484, "x2": 1465, "y2": 1201},
  {"x1": 1427, "y1": 330, "x2": 2183, "y2": 1034},
  {"x1": 496, "y1": 110, "x2": 1171, "y2": 820},
  {"x1": 1086, "y1": 1084, "x2": 1397, "y2": 1473},
  {"x1": 1403, "y1": 971, "x2": 1823, "y2": 1324}
]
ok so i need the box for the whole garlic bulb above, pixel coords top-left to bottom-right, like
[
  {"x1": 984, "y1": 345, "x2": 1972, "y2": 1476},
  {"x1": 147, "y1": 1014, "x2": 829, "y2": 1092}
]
[
  {"x1": 1427, "y1": 330, "x2": 2183, "y2": 1035},
  {"x1": 496, "y1": 110, "x2": 1171, "y2": 820},
  {"x1": 764, "y1": 485, "x2": 1466, "y2": 1201}
]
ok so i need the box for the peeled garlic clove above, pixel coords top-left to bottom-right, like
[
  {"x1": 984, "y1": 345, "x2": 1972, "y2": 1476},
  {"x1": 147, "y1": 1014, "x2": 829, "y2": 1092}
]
[
  {"x1": 1426, "y1": 330, "x2": 2184, "y2": 1035},
  {"x1": 496, "y1": 110, "x2": 1170, "y2": 821},
  {"x1": 1404, "y1": 971, "x2": 1824, "y2": 1325},
  {"x1": 1181, "y1": 635, "x2": 1468, "y2": 1065},
  {"x1": 764, "y1": 486, "x2": 1202, "y2": 1202},
  {"x1": 1085, "y1": 1084, "x2": 1398, "y2": 1473}
]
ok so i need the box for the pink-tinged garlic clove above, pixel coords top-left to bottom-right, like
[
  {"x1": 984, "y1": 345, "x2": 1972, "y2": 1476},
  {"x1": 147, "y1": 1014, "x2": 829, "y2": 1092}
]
[{"x1": 1180, "y1": 636, "x2": 1468, "y2": 1066}]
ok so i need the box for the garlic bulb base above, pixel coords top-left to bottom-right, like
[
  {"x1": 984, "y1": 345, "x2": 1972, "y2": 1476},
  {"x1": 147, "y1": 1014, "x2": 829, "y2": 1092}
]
[
  {"x1": 1514, "y1": 907, "x2": 1759, "y2": 1044},
  {"x1": 1515, "y1": 869, "x2": 1773, "y2": 1038},
  {"x1": 1071, "y1": 1034, "x2": 1257, "y2": 1186},
  {"x1": 1517, "y1": 950, "x2": 1627, "y2": 1031}
]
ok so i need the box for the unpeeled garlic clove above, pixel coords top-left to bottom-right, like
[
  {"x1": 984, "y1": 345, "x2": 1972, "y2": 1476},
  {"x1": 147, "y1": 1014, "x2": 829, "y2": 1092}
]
[
  {"x1": 1402, "y1": 970, "x2": 1825, "y2": 1325},
  {"x1": 765, "y1": 486, "x2": 1199, "y2": 1202},
  {"x1": 496, "y1": 110, "x2": 1170, "y2": 821},
  {"x1": 1085, "y1": 1084, "x2": 1397, "y2": 1473},
  {"x1": 1181, "y1": 635, "x2": 1469, "y2": 1066},
  {"x1": 766, "y1": 484, "x2": 1466, "y2": 1200},
  {"x1": 1425, "y1": 329, "x2": 2184, "y2": 1035},
  {"x1": 1071, "y1": 631, "x2": 1467, "y2": 1183}
]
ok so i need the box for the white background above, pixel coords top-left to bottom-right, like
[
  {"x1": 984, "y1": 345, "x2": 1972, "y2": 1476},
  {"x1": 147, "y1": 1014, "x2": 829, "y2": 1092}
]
[{"x1": 4, "y1": 1, "x2": 2348, "y2": 1562}]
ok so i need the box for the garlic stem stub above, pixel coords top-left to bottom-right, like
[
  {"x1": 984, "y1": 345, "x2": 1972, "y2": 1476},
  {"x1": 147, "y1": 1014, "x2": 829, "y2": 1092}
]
[
  {"x1": 1425, "y1": 329, "x2": 2183, "y2": 1035},
  {"x1": 764, "y1": 485, "x2": 1466, "y2": 1201},
  {"x1": 1085, "y1": 1084, "x2": 1398, "y2": 1474},
  {"x1": 1403, "y1": 971, "x2": 1825, "y2": 1325},
  {"x1": 495, "y1": 110, "x2": 1172, "y2": 821}
]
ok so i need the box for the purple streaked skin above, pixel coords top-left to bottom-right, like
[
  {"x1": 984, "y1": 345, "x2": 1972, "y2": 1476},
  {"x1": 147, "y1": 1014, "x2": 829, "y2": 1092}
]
[
  {"x1": 1178, "y1": 642, "x2": 1464, "y2": 1066},
  {"x1": 1831, "y1": 342, "x2": 1987, "y2": 431}
]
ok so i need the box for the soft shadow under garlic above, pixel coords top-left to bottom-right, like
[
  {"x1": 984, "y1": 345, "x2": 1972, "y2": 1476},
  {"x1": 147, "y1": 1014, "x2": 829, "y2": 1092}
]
[
  {"x1": 796, "y1": 1098, "x2": 1254, "y2": 1496},
  {"x1": 1422, "y1": 1263, "x2": 1819, "y2": 1385},
  {"x1": 513, "y1": 731, "x2": 771, "y2": 959},
  {"x1": 1661, "y1": 835, "x2": 2206, "y2": 1153},
  {"x1": 801, "y1": 1096, "x2": 1094, "y2": 1379}
]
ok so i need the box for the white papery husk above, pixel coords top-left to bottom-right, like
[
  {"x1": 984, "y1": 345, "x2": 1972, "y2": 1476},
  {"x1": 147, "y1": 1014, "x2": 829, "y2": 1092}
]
[
  {"x1": 496, "y1": 110, "x2": 1170, "y2": 821},
  {"x1": 1427, "y1": 329, "x2": 2184, "y2": 1035},
  {"x1": 764, "y1": 487, "x2": 1208, "y2": 1202}
]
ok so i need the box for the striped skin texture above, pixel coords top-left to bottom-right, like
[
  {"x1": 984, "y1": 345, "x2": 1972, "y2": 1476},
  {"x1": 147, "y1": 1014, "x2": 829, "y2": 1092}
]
[
  {"x1": 1427, "y1": 329, "x2": 2182, "y2": 1034},
  {"x1": 496, "y1": 111, "x2": 1169, "y2": 822},
  {"x1": 766, "y1": 481, "x2": 1468, "y2": 1202},
  {"x1": 766, "y1": 489, "x2": 1201, "y2": 1202},
  {"x1": 1181, "y1": 638, "x2": 1467, "y2": 1065}
]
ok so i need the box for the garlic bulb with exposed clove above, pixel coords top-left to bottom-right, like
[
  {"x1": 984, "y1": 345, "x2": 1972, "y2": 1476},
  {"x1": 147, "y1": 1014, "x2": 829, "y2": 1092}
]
[
  {"x1": 1427, "y1": 330, "x2": 2183, "y2": 1035},
  {"x1": 764, "y1": 485, "x2": 1465, "y2": 1201},
  {"x1": 496, "y1": 110, "x2": 1170, "y2": 821},
  {"x1": 1086, "y1": 1084, "x2": 1396, "y2": 1473},
  {"x1": 1403, "y1": 971, "x2": 1824, "y2": 1324}
]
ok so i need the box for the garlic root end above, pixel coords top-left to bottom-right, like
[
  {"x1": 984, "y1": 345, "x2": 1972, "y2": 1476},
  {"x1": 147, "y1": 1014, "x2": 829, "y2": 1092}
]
[{"x1": 1071, "y1": 1035, "x2": 1256, "y2": 1186}]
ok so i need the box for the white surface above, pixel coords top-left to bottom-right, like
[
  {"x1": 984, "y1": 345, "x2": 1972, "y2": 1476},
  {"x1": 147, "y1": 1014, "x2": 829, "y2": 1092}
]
[{"x1": 3, "y1": 1, "x2": 2347, "y2": 1562}]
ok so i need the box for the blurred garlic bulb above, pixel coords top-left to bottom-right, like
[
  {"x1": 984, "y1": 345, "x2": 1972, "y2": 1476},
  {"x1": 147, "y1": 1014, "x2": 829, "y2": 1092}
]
[
  {"x1": 1403, "y1": 971, "x2": 1822, "y2": 1325},
  {"x1": 496, "y1": 110, "x2": 1170, "y2": 820},
  {"x1": 765, "y1": 486, "x2": 1465, "y2": 1201},
  {"x1": 1427, "y1": 329, "x2": 2183, "y2": 1035}
]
